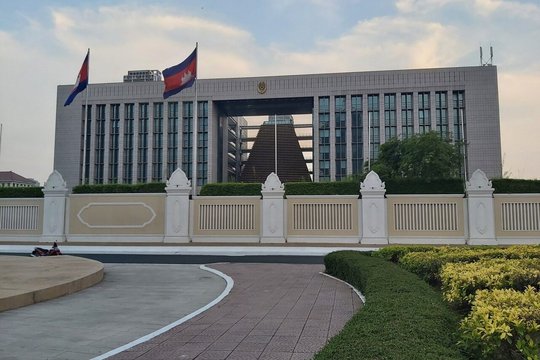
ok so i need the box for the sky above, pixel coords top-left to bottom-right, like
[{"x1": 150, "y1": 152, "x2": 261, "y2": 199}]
[{"x1": 1, "y1": 0, "x2": 539, "y2": 183}]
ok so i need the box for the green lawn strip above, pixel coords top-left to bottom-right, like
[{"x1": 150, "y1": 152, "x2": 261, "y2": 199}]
[{"x1": 314, "y1": 251, "x2": 467, "y2": 360}]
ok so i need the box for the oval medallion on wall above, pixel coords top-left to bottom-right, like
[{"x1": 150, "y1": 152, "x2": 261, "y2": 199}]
[{"x1": 257, "y1": 81, "x2": 267, "y2": 94}]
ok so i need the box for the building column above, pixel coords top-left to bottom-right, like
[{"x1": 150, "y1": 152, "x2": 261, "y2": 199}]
[
  {"x1": 466, "y1": 169, "x2": 496, "y2": 245},
  {"x1": 260, "y1": 173, "x2": 285, "y2": 243},
  {"x1": 41, "y1": 170, "x2": 69, "y2": 243}
]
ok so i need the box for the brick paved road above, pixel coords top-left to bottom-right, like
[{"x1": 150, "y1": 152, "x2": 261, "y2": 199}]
[{"x1": 110, "y1": 263, "x2": 361, "y2": 360}]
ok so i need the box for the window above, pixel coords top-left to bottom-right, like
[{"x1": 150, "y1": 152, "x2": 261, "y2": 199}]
[
  {"x1": 453, "y1": 90, "x2": 465, "y2": 141},
  {"x1": 351, "y1": 95, "x2": 363, "y2": 174},
  {"x1": 418, "y1": 92, "x2": 430, "y2": 134},
  {"x1": 368, "y1": 94, "x2": 380, "y2": 160},
  {"x1": 435, "y1": 91, "x2": 448, "y2": 138},
  {"x1": 182, "y1": 101, "x2": 193, "y2": 178},
  {"x1": 318, "y1": 96, "x2": 330, "y2": 180},
  {"x1": 197, "y1": 101, "x2": 208, "y2": 186},
  {"x1": 152, "y1": 103, "x2": 163, "y2": 181},
  {"x1": 137, "y1": 103, "x2": 148, "y2": 182},
  {"x1": 384, "y1": 94, "x2": 397, "y2": 140},
  {"x1": 94, "y1": 105, "x2": 105, "y2": 184},
  {"x1": 123, "y1": 104, "x2": 134, "y2": 183},
  {"x1": 335, "y1": 96, "x2": 347, "y2": 180},
  {"x1": 401, "y1": 93, "x2": 413, "y2": 138},
  {"x1": 81, "y1": 105, "x2": 91, "y2": 184},
  {"x1": 109, "y1": 104, "x2": 120, "y2": 183},
  {"x1": 167, "y1": 102, "x2": 178, "y2": 178}
]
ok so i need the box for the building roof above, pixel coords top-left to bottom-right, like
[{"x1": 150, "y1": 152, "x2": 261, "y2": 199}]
[{"x1": 0, "y1": 171, "x2": 37, "y2": 185}]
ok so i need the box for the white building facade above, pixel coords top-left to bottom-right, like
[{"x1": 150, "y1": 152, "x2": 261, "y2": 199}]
[{"x1": 54, "y1": 65, "x2": 502, "y2": 188}]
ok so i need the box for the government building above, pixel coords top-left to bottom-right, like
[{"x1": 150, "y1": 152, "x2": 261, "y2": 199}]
[{"x1": 54, "y1": 65, "x2": 502, "y2": 188}]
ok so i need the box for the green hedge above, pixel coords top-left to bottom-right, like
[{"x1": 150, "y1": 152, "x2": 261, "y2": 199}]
[
  {"x1": 0, "y1": 186, "x2": 43, "y2": 198},
  {"x1": 372, "y1": 245, "x2": 441, "y2": 263},
  {"x1": 285, "y1": 181, "x2": 358, "y2": 195},
  {"x1": 199, "y1": 182, "x2": 261, "y2": 196},
  {"x1": 385, "y1": 177, "x2": 464, "y2": 194},
  {"x1": 492, "y1": 178, "x2": 540, "y2": 193},
  {"x1": 72, "y1": 183, "x2": 166, "y2": 194},
  {"x1": 315, "y1": 251, "x2": 466, "y2": 360}
]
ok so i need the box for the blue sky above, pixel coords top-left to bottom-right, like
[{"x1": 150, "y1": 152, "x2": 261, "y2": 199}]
[{"x1": 1, "y1": 0, "x2": 539, "y2": 182}]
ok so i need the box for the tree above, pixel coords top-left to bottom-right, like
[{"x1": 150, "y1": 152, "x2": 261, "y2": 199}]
[{"x1": 371, "y1": 132, "x2": 461, "y2": 179}]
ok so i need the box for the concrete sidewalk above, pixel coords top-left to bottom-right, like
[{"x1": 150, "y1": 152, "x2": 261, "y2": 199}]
[{"x1": 0, "y1": 263, "x2": 227, "y2": 360}]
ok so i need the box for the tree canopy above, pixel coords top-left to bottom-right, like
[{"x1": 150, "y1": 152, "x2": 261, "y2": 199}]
[{"x1": 371, "y1": 132, "x2": 462, "y2": 179}]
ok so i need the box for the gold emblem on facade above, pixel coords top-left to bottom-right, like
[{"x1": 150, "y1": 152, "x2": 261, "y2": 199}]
[{"x1": 257, "y1": 81, "x2": 267, "y2": 94}]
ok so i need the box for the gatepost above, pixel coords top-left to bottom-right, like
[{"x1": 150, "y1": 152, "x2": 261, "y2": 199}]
[
  {"x1": 261, "y1": 172, "x2": 286, "y2": 243},
  {"x1": 466, "y1": 169, "x2": 496, "y2": 245},
  {"x1": 41, "y1": 170, "x2": 69, "y2": 243},
  {"x1": 164, "y1": 168, "x2": 191, "y2": 243},
  {"x1": 360, "y1": 171, "x2": 388, "y2": 244}
]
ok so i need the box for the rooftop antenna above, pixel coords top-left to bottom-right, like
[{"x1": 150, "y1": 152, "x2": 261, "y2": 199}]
[{"x1": 480, "y1": 45, "x2": 494, "y2": 66}]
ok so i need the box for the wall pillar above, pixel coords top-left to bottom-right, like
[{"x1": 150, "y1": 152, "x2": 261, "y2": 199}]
[
  {"x1": 164, "y1": 168, "x2": 191, "y2": 243},
  {"x1": 466, "y1": 169, "x2": 496, "y2": 245},
  {"x1": 261, "y1": 173, "x2": 286, "y2": 243},
  {"x1": 360, "y1": 171, "x2": 388, "y2": 244},
  {"x1": 41, "y1": 170, "x2": 69, "y2": 243}
]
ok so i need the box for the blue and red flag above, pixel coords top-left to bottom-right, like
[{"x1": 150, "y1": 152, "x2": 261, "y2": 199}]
[
  {"x1": 64, "y1": 50, "x2": 89, "y2": 106},
  {"x1": 163, "y1": 47, "x2": 197, "y2": 99}
]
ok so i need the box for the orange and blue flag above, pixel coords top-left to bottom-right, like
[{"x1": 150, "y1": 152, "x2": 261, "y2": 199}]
[
  {"x1": 64, "y1": 50, "x2": 89, "y2": 106},
  {"x1": 163, "y1": 47, "x2": 197, "y2": 99}
]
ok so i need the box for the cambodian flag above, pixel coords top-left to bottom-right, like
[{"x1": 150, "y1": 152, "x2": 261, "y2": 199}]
[
  {"x1": 163, "y1": 47, "x2": 197, "y2": 99},
  {"x1": 64, "y1": 50, "x2": 89, "y2": 106}
]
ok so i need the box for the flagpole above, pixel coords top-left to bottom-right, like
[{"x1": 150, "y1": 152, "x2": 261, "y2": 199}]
[
  {"x1": 274, "y1": 114, "x2": 277, "y2": 175},
  {"x1": 82, "y1": 48, "x2": 90, "y2": 184},
  {"x1": 192, "y1": 42, "x2": 198, "y2": 197}
]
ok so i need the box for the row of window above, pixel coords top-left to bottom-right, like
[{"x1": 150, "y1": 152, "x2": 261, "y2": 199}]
[
  {"x1": 317, "y1": 91, "x2": 465, "y2": 179},
  {"x1": 81, "y1": 102, "x2": 209, "y2": 185}
]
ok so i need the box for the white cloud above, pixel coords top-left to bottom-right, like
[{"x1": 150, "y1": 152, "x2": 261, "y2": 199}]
[{"x1": 1, "y1": 2, "x2": 540, "y2": 181}]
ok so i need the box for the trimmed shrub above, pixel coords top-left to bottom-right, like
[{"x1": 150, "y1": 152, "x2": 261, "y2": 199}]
[
  {"x1": 72, "y1": 183, "x2": 166, "y2": 193},
  {"x1": 285, "y1": 181, "x2": 358, "y2": 195},
  {"x1": 492, "y1": 178, "x2": 540, "y2": 193},
  {"x1": 315, "y1": 251, "x2": 466, "y2": 360},
  {"x1": 400, "y1": 246, "x2": 540, "y2": 284},
  {"x1": 385, "y1": 177, "x2": 464, "y2": 194},
  {"x1": 441, "y1": 258, "x2": 540, "y2": 308},
  {"x1": 0, "y1": 186, "x2": 44, "y2": 198},
  {"x1": 199, "y1": 182, "x2": 261, "y2": 196},
  {"x1": 460, "y1": 287, "x2": 540, "y2": 360},
  {"x1": 373, "y1": 245, "x2": 440, "y2": 263}
]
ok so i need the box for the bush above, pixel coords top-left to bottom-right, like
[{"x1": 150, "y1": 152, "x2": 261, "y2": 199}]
[
  {"x1": 373, "y1": 245, "x2": 440, "y2": 263},
  {"x1": 399, "y1": 246, "x2": 540, "y2": 284},
  {"x1": 72, "y1": 183, "x2": 166, "y2": 193},
  {"x1": 0, "y1": 186, "x2": 43, "y2": 198},
  {"x1": 199, "y1": 182, "x2": 261, "y2": 196},
  {"x1": 492, "y1": 178, "x2": 540, "y2": 193},
  {"x1": 460, "y1": 287, "x2": 540, "y2": 360},
  {"x1": 315, "y1": 251, "x2": 466, "y2": 360},
  {"x1": 385, "y1": 177, "x2": 464, "y2": 194},
  {"x1": 441, "y1": 258, "x2": 540, "y2": 308},
  {"x1": 285, "y1": 181, "x2": 358, "y2": 195}
]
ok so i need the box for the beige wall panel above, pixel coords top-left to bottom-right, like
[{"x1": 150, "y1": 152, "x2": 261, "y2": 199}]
[
  {"x1": 193, "y1": 196, "x2": 260, "y2": 236},
  {"x1": 0, "y1": 198, "x2": 43, "y2": 235},
  {"x1": 69, "y1": 194, "x2": 165, "y2": 235},
  {"x1": 387, "y1": 195, "x2": 465, "y2": 237},
  {"x1": 287, "y1": 196, "x2": 359, "y2": 237},
  {"x1": 494, "y1": 194, "x2": 540, "y2": 237}
]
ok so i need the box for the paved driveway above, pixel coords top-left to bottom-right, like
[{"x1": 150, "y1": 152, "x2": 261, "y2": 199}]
[{"x1": 111, "y1": 263, "x2": 362, "y2": 360}]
